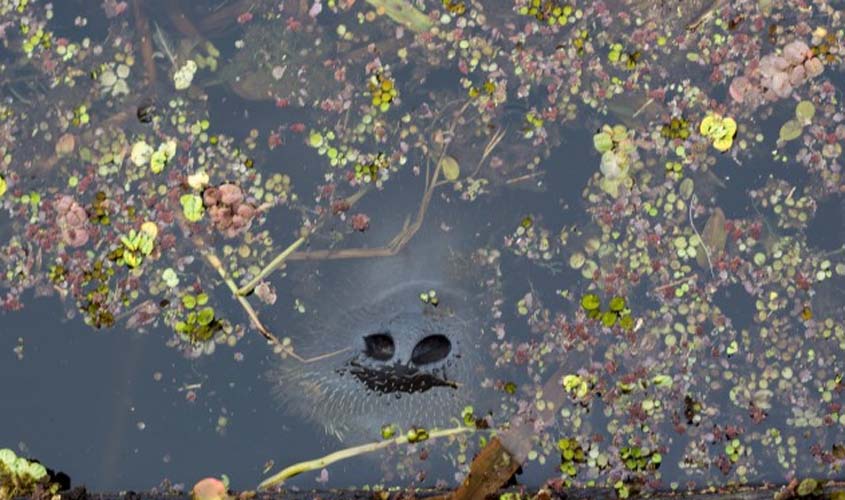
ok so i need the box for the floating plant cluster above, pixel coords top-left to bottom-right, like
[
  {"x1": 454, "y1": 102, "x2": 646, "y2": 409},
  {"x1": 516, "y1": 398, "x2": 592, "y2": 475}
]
[{"x1": 1, "y1": 0, "x2": 845, "y2": 495}]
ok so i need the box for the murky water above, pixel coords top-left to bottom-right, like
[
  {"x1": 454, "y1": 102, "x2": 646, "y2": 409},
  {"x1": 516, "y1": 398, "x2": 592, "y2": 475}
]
[{"x1": 1, "y1": 0, "x2": 845, "y2": 496}]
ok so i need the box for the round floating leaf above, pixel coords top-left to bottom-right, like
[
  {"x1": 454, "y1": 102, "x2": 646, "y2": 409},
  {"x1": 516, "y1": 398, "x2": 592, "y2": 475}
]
[
  {"x1": 797, "y1": 478, "x2": 819, "y2": 496},
  {"x1": 609, "y1": 296, "x2": 626, "y2": 312},
  {"x1": 180, "y1": 193, "x2": 205, "y2": 222},
  {"x1": 619, "y1": 314, "x2": 634, "y2": 330},
  {"x1": 182, "y1": 294, "x2": 197, "y2": 309},
  {"x1": 162, "y1": 268, "x2": 179, "y2": 288},
  {"x1": 0, "y1": 448, "x2": 16, "y2": 466},
  {"x1": 593, "y1": 132, "x2": 613, "y2": 153},
  {"x1": 26, "y1": 462, "x2": 47, "y2": 480},
  {"x1": 679, "y1": 178, "x2": 694, "y2": 200},
  {"x1": 601, "y1": 311, "x2": 618, "y2": 327},
  {"x1": 795, "y1": 100, "x2": 815, "y2": 124},
  {"x1": 779, "y1": 119, "x2": 803, "y2": 142},
  {"x1": 308, "y1": 131, "x2": 324, "y2": 148},
  {"x1": 440, "y1": 155, "x2": 460, "y2": 181},
  {"x1": 580, "y1": 293, "x2": 600, "y2": 311},
  {"x1": 197, "y1": 307, "x2": 215, "y2": 326}
]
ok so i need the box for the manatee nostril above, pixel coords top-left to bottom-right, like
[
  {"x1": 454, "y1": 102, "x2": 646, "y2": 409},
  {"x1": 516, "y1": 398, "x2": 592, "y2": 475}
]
[
  {"x1": 363, "y1": 332, "x2": 395, "y2": 361},
  {"x1": 410, "y1": 334, "x2": 452, "y2": 366}
]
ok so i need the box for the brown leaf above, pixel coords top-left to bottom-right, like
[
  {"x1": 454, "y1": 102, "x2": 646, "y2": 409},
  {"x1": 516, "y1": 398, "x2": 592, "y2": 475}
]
[{"x1": 696, "y1": 207, "x2": 727, "y2": 270}]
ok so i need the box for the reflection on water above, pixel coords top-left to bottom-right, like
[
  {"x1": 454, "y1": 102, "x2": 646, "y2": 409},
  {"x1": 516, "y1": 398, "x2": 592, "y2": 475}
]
[{"x1": 1, "y1": 0, "x2": 845, "y2": 496}]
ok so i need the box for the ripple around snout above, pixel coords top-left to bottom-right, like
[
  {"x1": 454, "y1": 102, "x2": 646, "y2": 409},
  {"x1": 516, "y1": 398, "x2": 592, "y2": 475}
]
[{"x1": 267, "y1": 276, "x2": 484, "y2": 444}]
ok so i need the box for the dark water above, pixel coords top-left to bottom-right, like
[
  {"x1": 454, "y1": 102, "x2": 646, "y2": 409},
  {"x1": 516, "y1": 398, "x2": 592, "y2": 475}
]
[{"x1": 2, "y1": 0, "x2": 845, "y2": 496}]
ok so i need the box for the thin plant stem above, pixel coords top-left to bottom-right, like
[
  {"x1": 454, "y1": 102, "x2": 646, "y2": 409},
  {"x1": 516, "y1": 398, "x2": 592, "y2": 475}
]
[
  {"x1": 689, "y1": 194, "x2": 715, "y2": 278},
  {"x1": 258, "y1": 426, "x2": 475, "y2": 490},
  {"x1": 237, "y1": 187, "x2": 371, "y2": 292},
  {"x1": 200, "y1": 236, "x2": 349, "y2": 364},
  {"x1": 236, "y1": 234, "x2": 308, "y2": 296},
  {"x1": 652, "y1": 274, "x2": 698, "y2": 293},
  {"x1": 268, "y1": 101, "x2": 471, "y2": 264},
  {"x1": 201, "y1": 242, "x2": 281, "y2": 345}
]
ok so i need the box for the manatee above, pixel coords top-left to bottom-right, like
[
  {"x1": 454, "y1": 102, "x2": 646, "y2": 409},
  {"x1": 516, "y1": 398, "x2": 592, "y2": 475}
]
[{"x1": 267, "y1": 219, "x2": 490, "y2": 444}]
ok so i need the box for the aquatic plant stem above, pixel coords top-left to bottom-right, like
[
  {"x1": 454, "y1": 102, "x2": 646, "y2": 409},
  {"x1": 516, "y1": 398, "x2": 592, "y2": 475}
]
[
  {"x1": 235, "y1": 234, "x2": 308, "y2": 296},
  {"x1": 686, "y1": 0, "x2": 726, "y2": 32},
  {"x1": 690, "y1": 194, "x2": 715, "y2": 278},
  {"x1": 258, "y1": 427, "x2": 474, "y2": 489},
  {"x1": 203, "y1": 246, "x2": 346, "y2": 362},
  {"x1": 236, "y1": 187, "x2": 369, "y2": 294},
  {"x1": 256, "y1": 101, "x2": 471, "y2": 266},
  {"x1": 201, "y1": 244, "x2": 280, "y2": 345},
  {"x1": 652, "y1": 274, "x2": 698, "y2": 294}
]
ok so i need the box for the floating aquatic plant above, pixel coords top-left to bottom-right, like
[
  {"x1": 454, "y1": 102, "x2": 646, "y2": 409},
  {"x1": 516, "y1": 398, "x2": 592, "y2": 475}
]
[
  {"x1": 174, "y1": 59, "x2": 197, "y2": 90},
  {"x1": 0, "y1": 448, "x2": 55, "y2": 499},
  {"x1": 562, "y1": 373, "x2": 590, "y2": 399},
  {"x1": 180, "y1": 193, "x2": 205, "y2": 222},
  {"x1": 405, "y1": 427, "x2": 430, "y2": 443},
  {"x1": 419, "y1": 289, "x2": 439, "y2": 306},
  {"x1": 699, "y1": 112, "x2": 737, "y2": 152},
  {"x1": 593, "y1": 124, "x2": 637, "y2": 197},
  {"x1": 557, "y1": 437, "x2": 586, "y2": 477},
  {"x1": 368, "y1": 73, "x2": 397, "y2": 113},
  {"x1": 579, "y1": 293, "x2": 634, "y2": 330},
  {"x1": 175, "y1": 292, "x2": 221, "y2": 343}
]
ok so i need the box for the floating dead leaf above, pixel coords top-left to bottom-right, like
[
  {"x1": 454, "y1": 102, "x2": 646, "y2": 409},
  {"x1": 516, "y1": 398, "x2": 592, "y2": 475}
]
[
  {"x1": 696, "y1": 207, "x2": 727, "y2": 270},
  {"x1": 55, "y1": 133, "x2": 75, "y2": 157},
  {"x1": 440, "y1": 155, "x2": 460, "y2": 181}
]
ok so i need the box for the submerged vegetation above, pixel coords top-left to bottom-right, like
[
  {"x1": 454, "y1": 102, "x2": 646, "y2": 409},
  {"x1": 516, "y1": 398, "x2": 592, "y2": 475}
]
[{"x1": 1, "y1": 0, "x2": 845, "y2": 496}]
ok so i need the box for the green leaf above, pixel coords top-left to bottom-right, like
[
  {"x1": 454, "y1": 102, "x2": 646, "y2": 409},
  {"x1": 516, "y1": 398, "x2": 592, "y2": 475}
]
[
  {"x1": 124, "y1": 252, "x2": 140, "y2": 268},
  {"x1": 651, "y1": 374, "x2": 673, "y2": 388},
  {"x1": 601, "y1": 311, "x2": 618, "y2": 327},
  {"x1": 139, "y1": 235, "x2": 154, "y2": 256},
  {"x1": 197, "y1": 292, "x2": 209, "y2": 306},
  {"x1": 797, "y1": 478, "x2": 819, "y2": 496},
  {"x1": 180, "y1": 193, "x2": 205, "y2": 222},
  {"x1": 150, "y1": 149, "x2": 167, "y2": 173},
  {"x1": 364, "y1": 0, "x2": 433, "y2": 33},
  {"x1": 162, "y1": 268, "x2": 179, "y2": 288},
  {"x1": 308, "y1": 130, "x2": 324, "y2": 148},
  {"x1": 779, "y1": 119, "x2": 803, "y2": 142},
  {"x1": 580, "y1": 293, "x2": 601, "y2": 311},
  {"x1": 0, "y1": 449, "x2": 17, "y2": 466},
  {"x1": 609, "y1": 296, "x2": 626, "y2": 312},
  {"x1": 795, "y1": 100, "x2": 815, "y2": 124},
  {"x1": 26, "y1": 462, "x2": 47, "y2": 480},
  {"x1": 593, "y1": 132, "x2": 613, "y2": 153},
  {"x1": 182, "y1": 294, "x2": 197, "y2": 309},
  {"x1": 197, "y1": 307, "x2": 215, "y2": 326},
  {"x1": 440, "y1": 155, "x2": 460, "y2": 181}
]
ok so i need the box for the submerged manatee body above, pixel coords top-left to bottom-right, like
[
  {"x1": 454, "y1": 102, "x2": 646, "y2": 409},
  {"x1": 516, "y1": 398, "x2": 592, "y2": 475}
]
[{"x1": 269, "y1": 225, "x2": 486, "y2": 443}]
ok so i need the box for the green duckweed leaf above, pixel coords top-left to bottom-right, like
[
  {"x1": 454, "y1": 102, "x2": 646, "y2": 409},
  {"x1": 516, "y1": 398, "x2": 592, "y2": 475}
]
[{"x1": 581, "y1": 293, "x2": 601, "y2": 311}]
